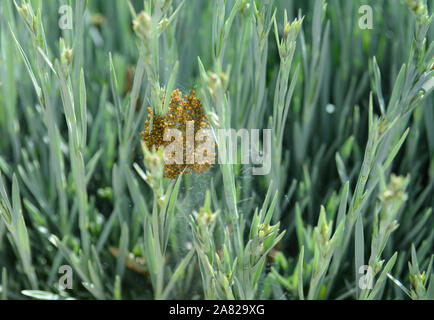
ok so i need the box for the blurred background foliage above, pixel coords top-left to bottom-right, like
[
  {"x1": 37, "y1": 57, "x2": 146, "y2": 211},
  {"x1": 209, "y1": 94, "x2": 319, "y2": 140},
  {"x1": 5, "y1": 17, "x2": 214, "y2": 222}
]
[{"x1": 0, "y1": 0, "x2": 433, "y2": 299}]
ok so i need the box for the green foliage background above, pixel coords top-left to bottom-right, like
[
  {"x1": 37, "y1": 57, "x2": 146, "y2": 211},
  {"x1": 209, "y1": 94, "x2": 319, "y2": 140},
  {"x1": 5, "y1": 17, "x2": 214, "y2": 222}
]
[{"x1": 0, "y1": 0, "x2": 433, "y2": 300}]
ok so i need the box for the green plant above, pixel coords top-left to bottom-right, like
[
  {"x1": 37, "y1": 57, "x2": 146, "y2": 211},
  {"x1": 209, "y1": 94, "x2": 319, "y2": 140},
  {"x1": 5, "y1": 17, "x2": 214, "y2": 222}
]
[{"x1": 0, "y1": 0, "x2": 433, "y2": 300}]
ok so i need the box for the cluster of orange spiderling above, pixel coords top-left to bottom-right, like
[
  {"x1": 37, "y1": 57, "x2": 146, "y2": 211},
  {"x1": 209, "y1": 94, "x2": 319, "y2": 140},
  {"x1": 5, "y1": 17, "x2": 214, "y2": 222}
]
[{"x1": 141, "y1": 89, "x2": 216, "y2": 179}]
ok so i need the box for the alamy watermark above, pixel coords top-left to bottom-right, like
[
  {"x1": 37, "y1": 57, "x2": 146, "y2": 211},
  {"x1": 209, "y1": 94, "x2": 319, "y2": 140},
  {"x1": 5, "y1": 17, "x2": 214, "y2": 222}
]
[
  {"x1": 58, "y1": 264, "x2": 73, "y2": 290},
  {"x1": 162, "y1": 123, "x2": 272, "y2": 176},
  {"x1": 59, "y1": 4, "x2": 373, "y2": 31},
  {"x1": 59, "y1": 5, "x2": 73, "y2": 30},
  {"x1": 358, "y1": 265, "x2": 374, "y2": 290},
  {"x1": 358, "y1": 5, "x2": 373, "y2": 30}
]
